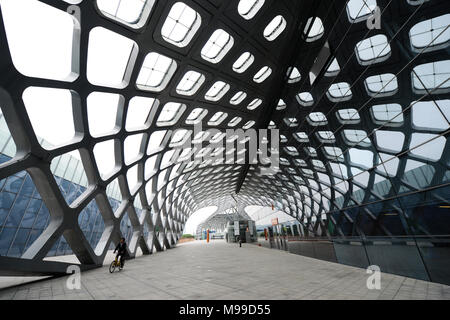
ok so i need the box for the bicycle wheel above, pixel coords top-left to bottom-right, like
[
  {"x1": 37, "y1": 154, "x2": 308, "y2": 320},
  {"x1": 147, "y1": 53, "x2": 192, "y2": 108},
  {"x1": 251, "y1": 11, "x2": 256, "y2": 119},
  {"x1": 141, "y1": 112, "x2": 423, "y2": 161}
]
[{"x1": 109, "y1": 261, "x2": 116, "y2": 273}]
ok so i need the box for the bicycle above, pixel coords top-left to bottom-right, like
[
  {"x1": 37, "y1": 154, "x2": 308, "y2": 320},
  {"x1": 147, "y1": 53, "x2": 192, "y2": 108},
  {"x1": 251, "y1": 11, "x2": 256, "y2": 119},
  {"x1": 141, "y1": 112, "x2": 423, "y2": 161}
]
[{"x1": 109, "y1": 256, "x2": 124, "y2": 273}]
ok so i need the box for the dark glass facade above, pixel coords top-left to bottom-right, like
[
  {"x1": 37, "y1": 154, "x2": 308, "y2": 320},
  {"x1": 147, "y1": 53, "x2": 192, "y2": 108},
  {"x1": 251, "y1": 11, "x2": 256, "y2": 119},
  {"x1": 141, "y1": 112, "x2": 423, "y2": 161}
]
[{"x1": 0, "y1": 154, "x2": 132, "y2": 258}]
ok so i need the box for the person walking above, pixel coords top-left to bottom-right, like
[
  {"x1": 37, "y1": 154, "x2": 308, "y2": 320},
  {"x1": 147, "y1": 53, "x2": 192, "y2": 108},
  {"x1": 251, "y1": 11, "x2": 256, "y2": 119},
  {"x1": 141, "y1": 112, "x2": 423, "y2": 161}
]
[{"x1": 235, "y1": 235, "x2": 242, "y2": 247}]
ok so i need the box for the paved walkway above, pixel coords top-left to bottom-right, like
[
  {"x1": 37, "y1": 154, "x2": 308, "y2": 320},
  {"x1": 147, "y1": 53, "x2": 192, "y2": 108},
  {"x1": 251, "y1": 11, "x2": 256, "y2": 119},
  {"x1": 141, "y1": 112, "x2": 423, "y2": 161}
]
[{"x1": 0, "y1": 240, "x2": 449, "y2": 300}]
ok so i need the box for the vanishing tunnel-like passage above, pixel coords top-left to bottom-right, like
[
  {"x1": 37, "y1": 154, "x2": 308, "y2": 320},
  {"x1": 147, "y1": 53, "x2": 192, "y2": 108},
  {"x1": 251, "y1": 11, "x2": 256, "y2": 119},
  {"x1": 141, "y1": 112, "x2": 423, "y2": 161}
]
[{"x1": 0, "y1": 0, "x2": 449, "y2": 291}]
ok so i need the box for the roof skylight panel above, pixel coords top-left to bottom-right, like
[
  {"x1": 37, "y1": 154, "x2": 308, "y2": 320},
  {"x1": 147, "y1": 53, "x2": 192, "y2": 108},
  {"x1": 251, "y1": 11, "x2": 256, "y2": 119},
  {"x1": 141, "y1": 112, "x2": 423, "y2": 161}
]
[
  {"x1": 346, "y1": 0, "x2": 377, "y2": 23},
  {"x1": 160, "y1": 150, "x2": 176, "y2": 169},
  {"x1": 337, "y1": 108, "x2": 360, "y2": 124},
  {"x1": 176, "y1": 70, "x2": 205, "y2": 96},
  {"x1": 205, "y1": 81, "x2": 230, "y2": 101},
  {"x1": 407, "y1": 0, "x2": 430, "y2": 5},
  {"x1": 296, "y1": 92, "x2": 314, "y2": 106},
  {"x1": 375, "y1": 131, "x2": 405, "y2": 153},
  {"x1": 355, "y1": 34, "x2": 391, "y2": 65},
  {"x1": 371, "y1": 104, "x2": 404, "y2": 126},
  {"x1": 87, "y1": 92, "x2": 121, "y2": 138},
  {"x1": 325, "y1": 58, "x2": 340, "y2": 77},
  {"x1": 124, "y1": 133, "x2": 145, "y2": 165},
  {"x1": 409, "y1": 14, "x2": 450, "y2": 52},
  {"x1": 280, "y1": 158, "x2": 290, "y2": 166},
  {"x1": 365, "y1": 73, "x2": 398, "y2": 97},
  {"x1": 156, "y1": 102, "x2": 186, "y2": 126},
  {"x1": 375, "y1": 153, "x2": 400, "y2": 177},
  {"x1": 287, "y1": 67, "x2": 301, "y2": 83},
  {"x1": 312, "y1": 160, "x2": 326, "y2": 171},
  {"x1": 136, "y1": 52, "x2": 177, "y2": 92},
  {"x1": 324, "y1": 147, "x2": 344, "y2": 161},
  {"x1": 201, "y1": 29, "x2": 234, "y2": 63},
  {"x1": 208, "y1": 112, "x2": 228, "y2": 125},
  {"x1": 193, "y1": 131, "x2": 209, "y2": 144},
  {"x1": 170, "y1": 129, "x2": 189, "y2": 145},
  {"x1": 230, "y1": 91, "x2": 247, "y2": 105},
  {"x1": 232, "y1": 52, "x2": 255, "y2": 73},
  {"x1": 307, "y1": 112, "x2": 328, "y2": 126},
  {"x1": 228, "y1": 116, "x2": 242, "y2": 127},
  {"x1": 161, "y1": 2, "x2": 201, "y2": 47},
  {"x1": 210, "y1": 132, "x2": 226, "y2": 143},
  {"x1": 178, "y1": 148, "x2": 194, "y2": 162},
  {"x1": 125, "y1": 97, "x2": 159, "y2": 132},
  {"x1": 96, "y1": 0, "x2": 154, "y2": 29},
  {"x1": 247, "y1": 98, "x2": 262, "y2": 110},
  {"x1": 303, "y1": 17, "x2": 324, "y2": 42},
  {"x1": 343, "y1": 130, "x2": 371, "y2": 146},
  {"x1": 238, "y1": 0, "x2": 265, "y2": 20},
  {"x1": 285, "y1": 146, "x2": 299, "y2": 155},
  {"x1": 144, "y1": 155, "x2": 158, "y2": 179},
  {"x1": 317, "y1": 131, "x2": 336, "y2": 143},
  {"x1": 23, "y1": 87, "x2": 77, "y2": 149},
  {"x1": 94, "y1": 140, "x2": 116, "y2": 179},
  {"x1": 243, "y1": 120, "x2": 255, "y2": 129},
  {"x1": 186, "y1": 108, "x2": 207, "y2": 124},
  {"x1": 146, "y1": 130, "x2": 167, "y2": 155},
  {"x1": 327, "y1": 82, "x2": 352, "y2": 102},
  {"x1": 412, "y1": 60, "x2": 450, "y2": 94},
  {"x1": 293, "y1": 132, "x2": 309, "y2": 143},
  {"x1": 301, "y1": 169, "x2": 315, "y2": 177},
  {"x1": 126, "y1": 164, "x2": 139, "y2": 193},
  {"x1": 1, "y1": 0, "x2": 79, "y2": 81},
  {"x1": 87, "y1": 27, "x2": 138, "y2": 89},
  {"x1": 253, "y1": 66, "x2": 272, "y2": 83},
  {"x1": 409, "y1": 133, "x2": 446, "y2": 162},
  {"x1": 411, "y1": 100, "x2": 450, "y2": 132},
  {"x1": 182, "y1": 160, "x2": 195, "y2": 171},
  {"x1": 305, "y1": 147, "x2": 317, "y2": 157},
  {"x1": 284, "y1": 117, "x2": 298, "y2": 127},
  {"x1": 276, "y1": 99, "x2": 287, "y2": 110},
  {"x1": 329, "y1": 163, "x2": 348, "y2": 179},
  {"x1": 348, "y1": 148, "x2": 374, "y2": 170},
  {"x1": 263, "y1": 15, "x2": 287, "y2": 41}
]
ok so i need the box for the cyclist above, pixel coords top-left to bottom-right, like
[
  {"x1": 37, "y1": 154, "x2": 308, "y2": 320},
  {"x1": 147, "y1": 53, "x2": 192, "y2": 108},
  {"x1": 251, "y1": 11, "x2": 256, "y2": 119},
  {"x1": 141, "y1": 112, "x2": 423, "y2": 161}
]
[{"x1": 113, "y1": 237, "x2": 127, "y2": 269}]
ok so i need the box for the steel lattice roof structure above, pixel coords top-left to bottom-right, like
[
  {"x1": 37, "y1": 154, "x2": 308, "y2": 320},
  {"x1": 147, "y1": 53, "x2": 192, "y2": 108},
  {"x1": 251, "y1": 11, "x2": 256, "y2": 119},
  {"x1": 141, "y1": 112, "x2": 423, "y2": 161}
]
[{"x1": 0, "y1": 0, "x2": 449, "y2": 276}]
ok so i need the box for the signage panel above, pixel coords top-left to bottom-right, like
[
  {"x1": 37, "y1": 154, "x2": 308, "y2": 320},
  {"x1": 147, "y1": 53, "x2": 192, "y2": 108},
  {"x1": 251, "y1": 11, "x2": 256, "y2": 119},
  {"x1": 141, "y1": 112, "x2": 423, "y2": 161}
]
[
  {"x1": 248, "y1": 220, "x2": 254, "y2": 235},
  {"x1": 234, "y1": 221, "x2": 240, "y2": 235}
]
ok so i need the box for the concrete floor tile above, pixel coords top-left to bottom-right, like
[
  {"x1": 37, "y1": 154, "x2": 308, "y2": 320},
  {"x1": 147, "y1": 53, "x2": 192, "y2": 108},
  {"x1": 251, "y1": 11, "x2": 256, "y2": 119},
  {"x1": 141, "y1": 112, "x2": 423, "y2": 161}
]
[{"x1": 0, "y1": 240, "x2": 449, "y2": 300}]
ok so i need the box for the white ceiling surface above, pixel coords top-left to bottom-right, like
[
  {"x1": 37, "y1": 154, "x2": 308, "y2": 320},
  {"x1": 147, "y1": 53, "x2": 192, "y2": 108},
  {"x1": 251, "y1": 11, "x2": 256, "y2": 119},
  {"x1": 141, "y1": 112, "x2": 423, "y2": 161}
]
[
  {"x1": 245, "y1": 205, "x2": 297, "y2": 226},
  {"x1": 183, "y1": 206, "x2": 218, "y2": 235}
]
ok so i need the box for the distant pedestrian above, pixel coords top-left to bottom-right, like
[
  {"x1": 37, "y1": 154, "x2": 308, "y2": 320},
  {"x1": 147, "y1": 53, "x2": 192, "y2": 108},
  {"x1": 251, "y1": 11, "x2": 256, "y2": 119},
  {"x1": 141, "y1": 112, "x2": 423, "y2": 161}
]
[{"x1": 235, "y1": 235, "x2": 242, "y2": 247}]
